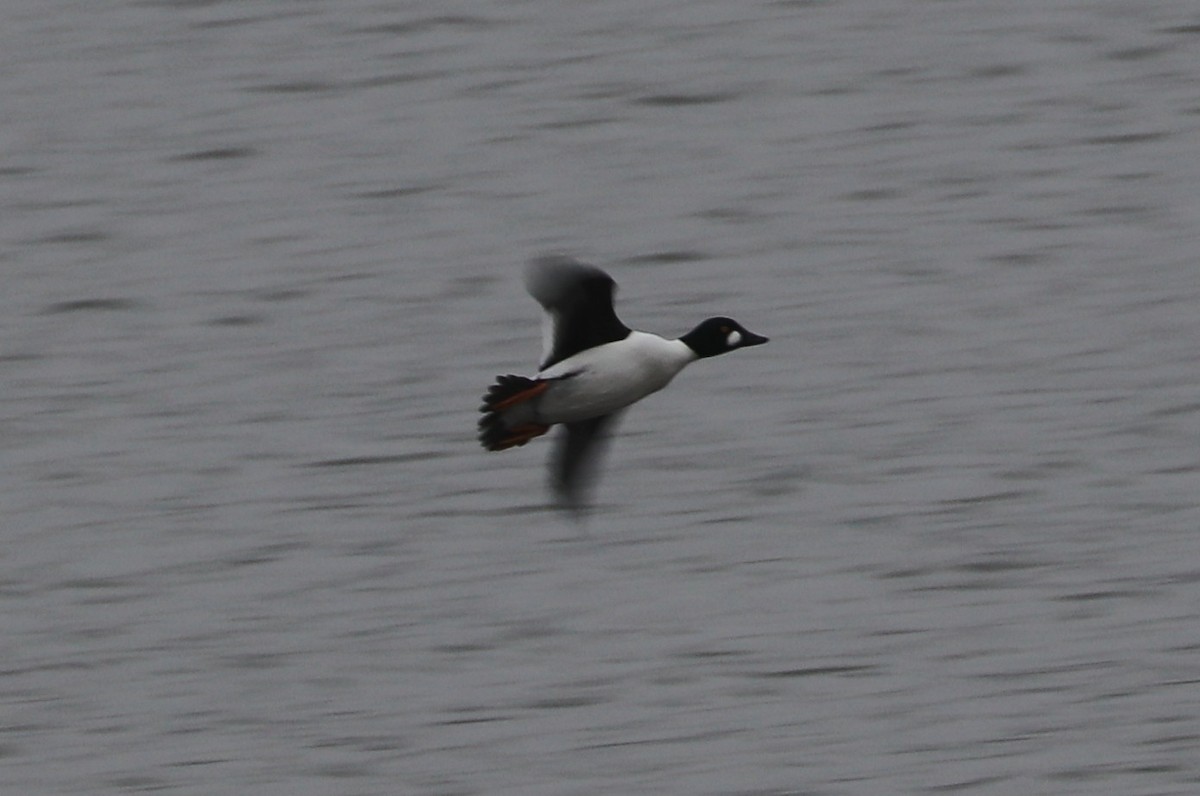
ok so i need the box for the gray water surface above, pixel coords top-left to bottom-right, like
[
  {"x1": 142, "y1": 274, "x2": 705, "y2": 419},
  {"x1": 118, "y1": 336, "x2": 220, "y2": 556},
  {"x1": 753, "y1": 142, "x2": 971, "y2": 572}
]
[{"x1": 3, "y1": 1, "x2": 1200, "y2": 794}]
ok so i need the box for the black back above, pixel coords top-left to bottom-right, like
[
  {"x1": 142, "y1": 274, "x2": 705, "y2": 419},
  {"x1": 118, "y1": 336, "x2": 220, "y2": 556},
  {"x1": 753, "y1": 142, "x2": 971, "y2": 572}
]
[{"x1": 525, "y1": 255, "x2": 631, "y2": 370}]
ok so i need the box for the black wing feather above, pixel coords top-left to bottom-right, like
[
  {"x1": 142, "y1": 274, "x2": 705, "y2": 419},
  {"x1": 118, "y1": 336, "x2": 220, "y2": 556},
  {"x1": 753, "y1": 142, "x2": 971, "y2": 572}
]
[
  {"x1": 550, "y1": 413, "x2": 621, "y2": 511},
  {"x1": 525, "y1": 255, "x2": 631, "y2": 370}
]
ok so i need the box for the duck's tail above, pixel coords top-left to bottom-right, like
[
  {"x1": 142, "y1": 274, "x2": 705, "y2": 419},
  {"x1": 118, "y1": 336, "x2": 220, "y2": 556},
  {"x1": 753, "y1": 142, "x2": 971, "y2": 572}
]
[{"x1": 478, "y1": 375, "x2": 552, "y2": 451}]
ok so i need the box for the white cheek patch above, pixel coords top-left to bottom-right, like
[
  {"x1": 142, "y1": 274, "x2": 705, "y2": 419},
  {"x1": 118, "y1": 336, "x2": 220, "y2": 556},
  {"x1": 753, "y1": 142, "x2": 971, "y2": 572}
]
[{"x1": 726, "y1": 330, "x2": 741, "y2": 347}]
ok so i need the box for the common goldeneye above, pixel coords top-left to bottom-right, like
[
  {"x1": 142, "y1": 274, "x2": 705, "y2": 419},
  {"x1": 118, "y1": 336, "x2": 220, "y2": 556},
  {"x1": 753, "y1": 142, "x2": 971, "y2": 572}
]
[{"x1": 478, "y1": 255, "x2": 767, "y2": 509}]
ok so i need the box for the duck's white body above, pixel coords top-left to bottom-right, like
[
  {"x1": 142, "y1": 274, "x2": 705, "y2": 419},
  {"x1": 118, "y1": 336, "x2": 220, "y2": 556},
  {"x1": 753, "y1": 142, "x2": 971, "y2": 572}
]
[{"x1": 536, "y1": 332, "x2": 696, "y2": 423}]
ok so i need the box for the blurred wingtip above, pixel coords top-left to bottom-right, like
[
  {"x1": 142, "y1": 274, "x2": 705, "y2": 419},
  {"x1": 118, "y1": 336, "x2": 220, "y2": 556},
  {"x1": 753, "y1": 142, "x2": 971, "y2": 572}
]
[
  {"x1": 524, "y1": 253, "x2": 576, "y2": 301},
  {"x1": 524, "y1": 254, "x2": 615, "y2": 308},
  {"x1": 550, "y1": 468, "x2": 593, "y2": 517},
  {"x1": 547, "y1": 415, "x2": 619, "y2": 515}
]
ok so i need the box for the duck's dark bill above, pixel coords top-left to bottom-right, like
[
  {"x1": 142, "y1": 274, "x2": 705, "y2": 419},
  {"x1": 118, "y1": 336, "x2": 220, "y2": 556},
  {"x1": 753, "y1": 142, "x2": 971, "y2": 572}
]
[{"x1": 741, "y1": 330, "x2": 769, "y2": 346}]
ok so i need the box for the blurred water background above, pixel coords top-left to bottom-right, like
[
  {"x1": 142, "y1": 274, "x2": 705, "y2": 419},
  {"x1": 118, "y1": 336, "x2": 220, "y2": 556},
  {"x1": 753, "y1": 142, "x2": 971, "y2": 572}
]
[{"x1": 3, "y1": 1, "x2": 1200, "y2": 793}]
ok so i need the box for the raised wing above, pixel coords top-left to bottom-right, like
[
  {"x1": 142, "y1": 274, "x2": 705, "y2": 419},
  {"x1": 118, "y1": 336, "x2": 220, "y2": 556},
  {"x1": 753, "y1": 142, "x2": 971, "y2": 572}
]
[{"x1": 525, "y1": 255, "x2": 631, "y2": 371}]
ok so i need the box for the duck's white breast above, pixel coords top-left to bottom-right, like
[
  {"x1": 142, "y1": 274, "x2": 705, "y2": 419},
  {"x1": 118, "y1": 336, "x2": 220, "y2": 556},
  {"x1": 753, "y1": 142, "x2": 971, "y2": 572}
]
[{"x1": 536, "y1": 332, "x2": 695, "y2": 423}]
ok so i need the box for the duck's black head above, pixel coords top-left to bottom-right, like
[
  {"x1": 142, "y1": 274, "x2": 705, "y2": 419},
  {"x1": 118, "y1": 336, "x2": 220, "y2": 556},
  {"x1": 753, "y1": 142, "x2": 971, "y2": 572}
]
[{"x1": 680, "y1": 317, "x2": 769, "y2": 359}]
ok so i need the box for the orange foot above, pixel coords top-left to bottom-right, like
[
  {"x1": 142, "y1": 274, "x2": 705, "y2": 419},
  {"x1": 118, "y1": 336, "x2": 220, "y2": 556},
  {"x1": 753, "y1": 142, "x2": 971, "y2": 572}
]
[
  {"x1": 491, "y1": 380, "x2": 551, "y2": 412},
  {"x1": 495, "y1": 423, "x2": 551, "y2": 450}
]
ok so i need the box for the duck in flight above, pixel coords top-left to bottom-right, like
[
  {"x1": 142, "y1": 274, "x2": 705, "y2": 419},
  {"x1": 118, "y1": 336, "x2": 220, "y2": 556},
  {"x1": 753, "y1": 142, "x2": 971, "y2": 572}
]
[{"x1": 478, "y1": 255, "x2": 768, "y2": 510}]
